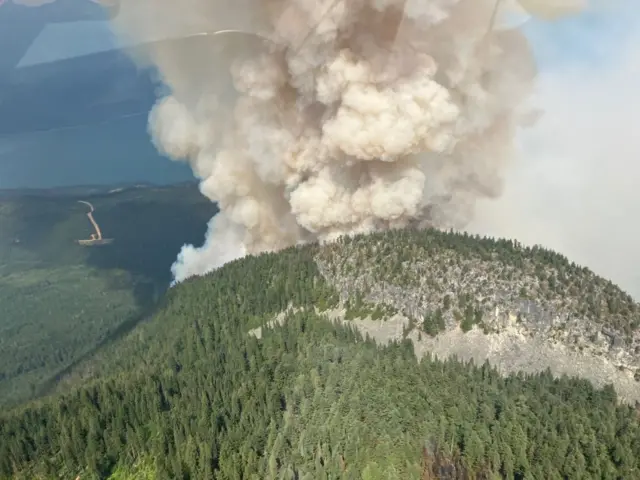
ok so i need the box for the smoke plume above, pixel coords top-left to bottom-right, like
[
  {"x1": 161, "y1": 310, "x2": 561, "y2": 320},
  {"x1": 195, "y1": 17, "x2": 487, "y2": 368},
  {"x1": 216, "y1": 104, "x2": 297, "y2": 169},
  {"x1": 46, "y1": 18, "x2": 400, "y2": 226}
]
[{"x1": 109, "y1": 0, "x2": 580, "y2": 283}]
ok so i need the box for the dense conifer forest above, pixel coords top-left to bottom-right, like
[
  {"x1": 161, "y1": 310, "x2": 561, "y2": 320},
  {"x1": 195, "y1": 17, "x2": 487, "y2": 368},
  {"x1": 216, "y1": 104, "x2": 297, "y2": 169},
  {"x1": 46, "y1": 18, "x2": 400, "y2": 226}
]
[{"x1": 1, "y1": 237, "x2": 640, "y2": 479}]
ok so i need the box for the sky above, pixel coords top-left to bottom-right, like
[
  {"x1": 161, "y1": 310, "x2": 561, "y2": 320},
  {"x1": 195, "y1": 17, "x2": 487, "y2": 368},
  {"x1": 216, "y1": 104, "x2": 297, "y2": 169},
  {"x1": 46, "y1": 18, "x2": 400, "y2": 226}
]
[
  {"x1": 1, "y1": 0, "x2": 640, "y2": 295},
  {"x1": 470, "y1": 0, "x2": 640, "y2": 296}
]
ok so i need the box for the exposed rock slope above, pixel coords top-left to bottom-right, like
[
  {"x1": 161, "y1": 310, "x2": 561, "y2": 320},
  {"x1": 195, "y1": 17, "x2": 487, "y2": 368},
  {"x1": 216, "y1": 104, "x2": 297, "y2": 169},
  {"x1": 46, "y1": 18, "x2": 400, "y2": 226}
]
[{"x1": 311, "y1": 229, "x2": 640, "y2": 402}]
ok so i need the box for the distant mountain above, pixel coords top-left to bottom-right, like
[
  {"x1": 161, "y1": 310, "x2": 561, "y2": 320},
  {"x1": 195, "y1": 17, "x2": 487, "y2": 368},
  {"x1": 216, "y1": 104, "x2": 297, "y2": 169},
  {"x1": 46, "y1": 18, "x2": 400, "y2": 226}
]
[
  {"x1": 0, "y1": 180, "x2": 197, "y2": 199},
  {"x1": 0, "y1": 39, "x2": 196, "y2": 188},
  {"x1": 0, "y1": 183, "x2": 149, "y2": 199},
  {"x1": 0, "y1": 44, "x2": 157, "y2": 135}
]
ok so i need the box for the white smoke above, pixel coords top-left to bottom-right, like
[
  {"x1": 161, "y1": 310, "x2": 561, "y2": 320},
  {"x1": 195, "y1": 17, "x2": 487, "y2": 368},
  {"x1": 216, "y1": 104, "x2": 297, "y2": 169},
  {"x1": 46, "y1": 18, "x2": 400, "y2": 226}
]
[{"x1": 108, "y1": 0, "x2": 586, "y2": 283}]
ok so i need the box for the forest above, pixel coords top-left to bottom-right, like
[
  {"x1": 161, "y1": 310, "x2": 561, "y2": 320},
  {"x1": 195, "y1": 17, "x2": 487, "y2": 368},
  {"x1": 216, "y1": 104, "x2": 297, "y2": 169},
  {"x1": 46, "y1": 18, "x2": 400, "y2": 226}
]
[
  {"x1": 1, "y1": 235, "x2": 640, "y2": 479},
  {"x1": 0, "y1": 184, "x2": 216, "y2": 406}
]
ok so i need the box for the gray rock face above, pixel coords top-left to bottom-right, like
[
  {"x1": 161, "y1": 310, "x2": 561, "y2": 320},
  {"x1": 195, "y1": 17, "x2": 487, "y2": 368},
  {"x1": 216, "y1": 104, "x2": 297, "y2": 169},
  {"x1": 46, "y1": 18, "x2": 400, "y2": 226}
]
[
  {"x1": 314, "y1": 253, "x2": 640, "y2": 404},
  {"x1": 250, "y1": 306, "x2": 640, "y2": 404}
]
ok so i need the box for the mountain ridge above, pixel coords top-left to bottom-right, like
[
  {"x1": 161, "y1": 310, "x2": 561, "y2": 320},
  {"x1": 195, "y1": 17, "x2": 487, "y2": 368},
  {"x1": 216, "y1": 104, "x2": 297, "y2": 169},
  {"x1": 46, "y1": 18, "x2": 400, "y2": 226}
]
[
  {"x1": 1, "y1": 227, "x2": 639, "y2": 479},
  {"x1": 49, "y1": 226, "x2": 640, "y2": 405},
  {"x1": 1, "y1": 184, "x2": 640, "y2": 479},
  {"x1": 313, "y1": 229, "x2": 640, "y2": 402}
]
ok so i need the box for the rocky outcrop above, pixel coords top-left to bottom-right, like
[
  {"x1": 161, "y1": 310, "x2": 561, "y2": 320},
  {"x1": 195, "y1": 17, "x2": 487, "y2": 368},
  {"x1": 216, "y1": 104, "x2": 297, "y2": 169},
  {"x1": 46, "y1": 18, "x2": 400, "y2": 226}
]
[
  {"x1": 252, "y1": 306, "x2": 640, "y2": 404},
  {"x1": 253, "y1": 230, "x2": 640, "y2": 402},
  {"x1": 314, "y1": 249, "x2": 640, "y2": 403}
]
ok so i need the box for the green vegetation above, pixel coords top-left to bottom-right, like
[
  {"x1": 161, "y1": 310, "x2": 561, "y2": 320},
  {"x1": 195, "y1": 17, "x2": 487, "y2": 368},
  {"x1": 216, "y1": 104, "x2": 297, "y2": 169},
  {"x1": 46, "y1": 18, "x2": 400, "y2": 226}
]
[
  {"x1": 0, "y1": 184, "x2": 216, "y2": 406},
  {"x1": 422, "y1": 308, "x2": 446, "y2": 337},
  {"x1": 1, "y1": 237, "x2": 640, "y2": 479},
  {"x1": 343, "y1": 291, "x2": 397, "y2": 321}
]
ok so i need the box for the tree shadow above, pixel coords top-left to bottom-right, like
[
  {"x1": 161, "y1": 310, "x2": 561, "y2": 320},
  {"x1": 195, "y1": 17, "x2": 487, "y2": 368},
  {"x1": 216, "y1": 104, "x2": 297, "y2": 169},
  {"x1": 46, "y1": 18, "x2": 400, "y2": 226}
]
[
  {"x1": 35, "y1": 291, "x2": 166, "y2": 400},
  {"x1": 0, "y1": 195, "x2": 76, "y2": 252},
  {"x1": 0, "y1": 184, "x2": 217, "y2": 404},
  {"x1": 2, "y1": 185, "x2": 217, "y2": 310},
  {"x1": 82, "y1": 191, "x2": 217, "y2": 305},
  {"x1": 25, "y1": 185, "x2": 218, "y2": 399}
]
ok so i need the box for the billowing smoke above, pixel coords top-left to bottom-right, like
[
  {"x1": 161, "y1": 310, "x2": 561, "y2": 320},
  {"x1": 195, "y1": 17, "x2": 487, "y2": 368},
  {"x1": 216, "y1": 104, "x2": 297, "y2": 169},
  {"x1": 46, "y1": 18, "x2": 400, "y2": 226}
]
[{"x1": 108, "y1": 0, "x2": 582, "y2": 282}]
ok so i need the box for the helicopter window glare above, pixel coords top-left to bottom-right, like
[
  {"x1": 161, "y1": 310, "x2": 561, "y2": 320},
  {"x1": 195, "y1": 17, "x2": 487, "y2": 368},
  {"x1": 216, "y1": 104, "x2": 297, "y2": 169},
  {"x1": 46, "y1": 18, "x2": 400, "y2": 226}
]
[{"x1": 17, "y1": 21, "x2": 121, "y2": 67}]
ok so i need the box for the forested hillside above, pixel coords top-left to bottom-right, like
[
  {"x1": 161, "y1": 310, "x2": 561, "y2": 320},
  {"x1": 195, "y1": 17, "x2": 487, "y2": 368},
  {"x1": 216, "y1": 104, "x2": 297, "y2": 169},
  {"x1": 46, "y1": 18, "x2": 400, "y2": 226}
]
[
  {"x1": 0, "y1": 183, "x2": 216, "y2": 406},
  {"x1": 2, "y1": 237, "x2": 640, "y2": 479},
  {"x1": 316, "y1": 230, "x2": 640, "y2": 402}
]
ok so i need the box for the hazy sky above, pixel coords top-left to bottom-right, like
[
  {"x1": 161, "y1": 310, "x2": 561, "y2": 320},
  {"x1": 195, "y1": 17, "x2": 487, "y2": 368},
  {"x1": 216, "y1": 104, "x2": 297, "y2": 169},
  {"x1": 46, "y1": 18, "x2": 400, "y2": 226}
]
[{"x1": 471, "y1": 1, "x2": 640, "y2": 296}]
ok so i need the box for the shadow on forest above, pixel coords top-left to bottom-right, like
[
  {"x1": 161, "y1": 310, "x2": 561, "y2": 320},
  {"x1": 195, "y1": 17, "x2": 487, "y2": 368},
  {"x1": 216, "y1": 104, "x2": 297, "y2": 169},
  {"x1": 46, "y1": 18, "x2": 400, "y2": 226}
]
[
  {"x1": 5, "y1": 187, "x2": 217, "y2": 309},
  {"x1": 37, "y1": 193, "x2": 218, "y2": 396},
  {"x1": 2, "y1": 187, "x2": 218, "y2": 401},
  {"x1": 83, "y1": 197, "x2": 217, "y2": 305},
  {"x1": 35, "y1": 294, "x2": 166, "y2": 399}
]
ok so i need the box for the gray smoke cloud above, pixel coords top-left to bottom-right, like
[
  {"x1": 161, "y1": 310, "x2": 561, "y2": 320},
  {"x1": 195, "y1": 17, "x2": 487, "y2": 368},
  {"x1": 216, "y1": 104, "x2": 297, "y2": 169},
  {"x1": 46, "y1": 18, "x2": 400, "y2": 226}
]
[{"x1": 107, "y1": 0, "x2": 588, "y2": 283}]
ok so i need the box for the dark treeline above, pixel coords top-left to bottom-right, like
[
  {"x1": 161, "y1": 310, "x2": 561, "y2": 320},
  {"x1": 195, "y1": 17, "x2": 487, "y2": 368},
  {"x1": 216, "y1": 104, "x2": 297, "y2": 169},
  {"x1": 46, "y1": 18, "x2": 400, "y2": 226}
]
[{"x1": 1, "y1": 235, "x2": 639, "y2": 479}]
